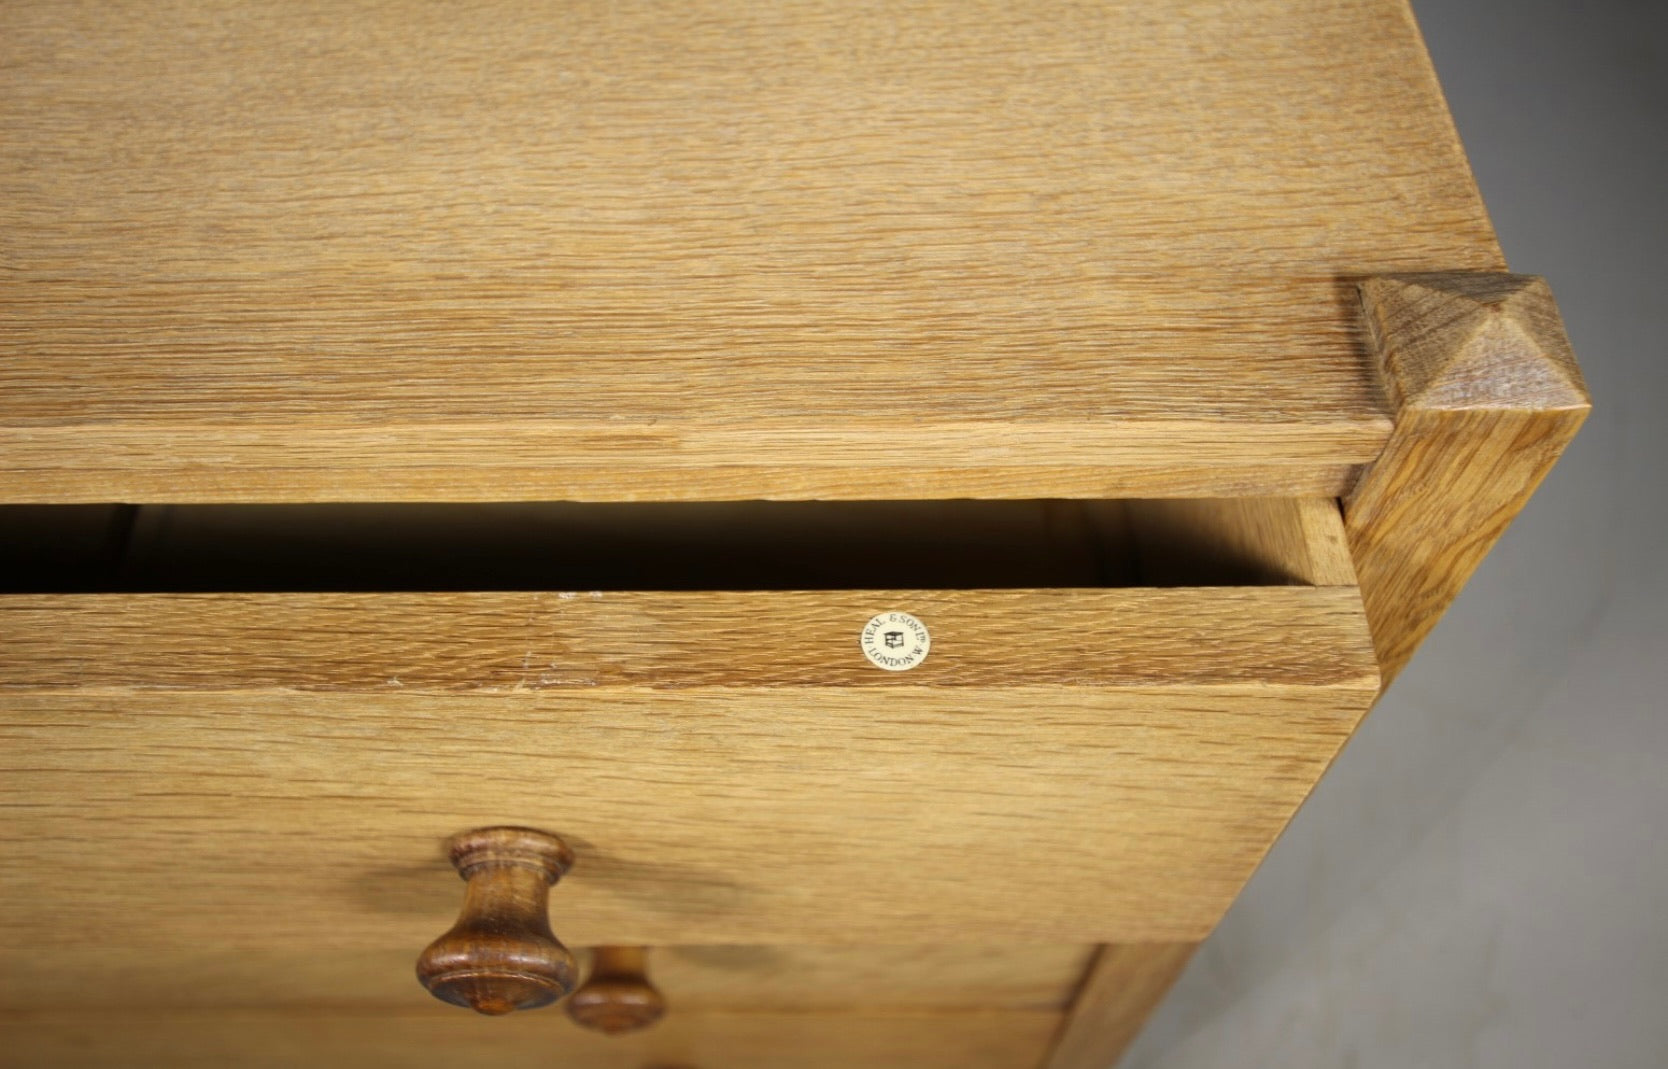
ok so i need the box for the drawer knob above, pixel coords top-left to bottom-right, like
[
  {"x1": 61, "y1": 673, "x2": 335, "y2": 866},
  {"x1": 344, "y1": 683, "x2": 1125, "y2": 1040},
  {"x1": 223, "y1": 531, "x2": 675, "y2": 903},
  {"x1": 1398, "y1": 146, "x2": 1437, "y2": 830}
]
[
  {"x1": 415, "y1": 826, "x2": 578, "y2": 1015},
  {"x1": 566, "y1": 945, "x2": 668, "y2": 1035}
]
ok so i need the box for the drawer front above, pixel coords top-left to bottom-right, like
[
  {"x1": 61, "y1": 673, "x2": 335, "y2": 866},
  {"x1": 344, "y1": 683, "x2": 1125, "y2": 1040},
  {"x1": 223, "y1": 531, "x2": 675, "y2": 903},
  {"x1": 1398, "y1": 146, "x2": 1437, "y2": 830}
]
[
  {"x1": 0, "y1": 1009, "x2": 1061, "y2": 1069},
  {"x1": 0, "y1": 944, "x2": 1096, "y2": 1015},
  {"x1": 0, "y1": 584, "x2": 1375, "y2": 950}
]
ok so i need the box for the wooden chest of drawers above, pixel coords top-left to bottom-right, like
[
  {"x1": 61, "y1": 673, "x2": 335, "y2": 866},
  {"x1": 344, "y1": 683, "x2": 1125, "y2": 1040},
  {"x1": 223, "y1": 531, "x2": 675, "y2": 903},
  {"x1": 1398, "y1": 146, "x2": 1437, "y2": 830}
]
[{"x1": 0, "y1": 1, "x2": 1586, "y2": 1066}]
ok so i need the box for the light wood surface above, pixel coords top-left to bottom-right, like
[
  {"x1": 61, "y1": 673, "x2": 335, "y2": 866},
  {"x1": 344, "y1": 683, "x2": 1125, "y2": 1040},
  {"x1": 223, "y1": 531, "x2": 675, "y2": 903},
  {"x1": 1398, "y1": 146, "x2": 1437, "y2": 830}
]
[
  {"x1": 0, "y1": 587, "x2": 1376, "y2": 947},
  {"x1": 1345, "y1": 274, "x2": 1590, "y2": 684},
  {"x1": 0, "y1": 587, "x2": 1371, "y2": 690},
  {"x1": 0, "y1": 461, "x2": 1372, "y2": 507},
  {"x1": 0, "y1": 0, "x2": 1503, "y2": 503},
  {"x1": 0, "y1": 944, "x2": 1095, "y2": 1014},
  {"x1": 1042, "y1": 943, "x2": 1198, "y2": 1069},
  {"x1": 0, "y1": 1009, "x2": 1060, "y2": 1069}
]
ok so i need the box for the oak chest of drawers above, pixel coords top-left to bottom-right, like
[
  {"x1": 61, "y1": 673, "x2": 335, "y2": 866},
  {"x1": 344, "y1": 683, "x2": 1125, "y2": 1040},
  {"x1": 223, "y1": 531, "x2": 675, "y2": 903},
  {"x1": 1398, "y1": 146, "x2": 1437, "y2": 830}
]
[{"x1": 0, "y1": 1, "x2": 1587, "y2": 1066}]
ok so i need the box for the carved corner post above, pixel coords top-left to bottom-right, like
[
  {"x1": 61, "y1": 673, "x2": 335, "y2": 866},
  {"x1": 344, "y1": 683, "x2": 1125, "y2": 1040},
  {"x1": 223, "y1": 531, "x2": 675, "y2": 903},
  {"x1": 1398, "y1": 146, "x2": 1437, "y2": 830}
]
[
  {"x1": 1043, "y1": 273, "x2": 1589, "y2": 1069},
  {"x1": 1345, "y1": 273, "x2": 1590, "y2": 688}
]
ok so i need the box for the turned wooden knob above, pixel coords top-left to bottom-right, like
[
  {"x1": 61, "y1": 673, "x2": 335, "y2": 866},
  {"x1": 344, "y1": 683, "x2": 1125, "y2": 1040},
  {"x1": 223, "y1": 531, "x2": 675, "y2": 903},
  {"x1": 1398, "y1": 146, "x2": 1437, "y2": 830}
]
[
  {"x1": 566, "y1": 946, "x2": 668, "y2": 1035},
  {"x1": 415, "y1": 826, "x2": 577, "y2": 1015}
]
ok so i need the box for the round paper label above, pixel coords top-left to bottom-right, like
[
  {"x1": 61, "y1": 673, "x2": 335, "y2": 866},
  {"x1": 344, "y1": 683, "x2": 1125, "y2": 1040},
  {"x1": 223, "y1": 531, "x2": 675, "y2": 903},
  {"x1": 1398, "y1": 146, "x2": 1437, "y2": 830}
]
[{"x1": 860, "y1": 611, "x2": 931, "y2": 671}]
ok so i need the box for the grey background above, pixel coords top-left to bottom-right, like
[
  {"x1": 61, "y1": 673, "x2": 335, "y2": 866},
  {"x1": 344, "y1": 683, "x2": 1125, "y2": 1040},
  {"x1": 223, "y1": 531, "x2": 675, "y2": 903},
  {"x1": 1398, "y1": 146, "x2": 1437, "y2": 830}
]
[{"x1": 1123, "y1": 1, "x2": 1667, "y2": 1066}]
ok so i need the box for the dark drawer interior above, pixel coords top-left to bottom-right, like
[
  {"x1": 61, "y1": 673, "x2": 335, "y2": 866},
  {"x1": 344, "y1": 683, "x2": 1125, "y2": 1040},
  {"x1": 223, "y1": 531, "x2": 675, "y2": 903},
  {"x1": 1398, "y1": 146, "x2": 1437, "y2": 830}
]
[{"x1": 0, "y1": 498, "x2": 1345, "y2": 593}]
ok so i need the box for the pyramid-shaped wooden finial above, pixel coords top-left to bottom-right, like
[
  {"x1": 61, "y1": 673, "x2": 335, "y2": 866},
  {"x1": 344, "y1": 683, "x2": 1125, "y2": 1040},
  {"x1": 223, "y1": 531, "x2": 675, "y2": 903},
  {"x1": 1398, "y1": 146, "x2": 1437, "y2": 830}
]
[
  {"x1": 1347, "y1": 270, "x2": 1591, "y2": 686},
  {"x1": 1359, "y1": 273, "x2": 1589, "y2": 412}
]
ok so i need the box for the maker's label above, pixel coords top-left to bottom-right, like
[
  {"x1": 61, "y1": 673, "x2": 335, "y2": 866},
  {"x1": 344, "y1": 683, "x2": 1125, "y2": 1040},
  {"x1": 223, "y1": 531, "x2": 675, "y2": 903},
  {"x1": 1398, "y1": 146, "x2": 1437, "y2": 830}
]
[{"x1": 860, "y1": 611, "x2": 931, "y2": 671}]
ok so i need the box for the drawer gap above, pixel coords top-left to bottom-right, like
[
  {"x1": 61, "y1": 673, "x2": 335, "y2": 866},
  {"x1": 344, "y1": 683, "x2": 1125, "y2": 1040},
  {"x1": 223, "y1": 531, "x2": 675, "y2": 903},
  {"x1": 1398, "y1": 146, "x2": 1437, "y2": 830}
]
[{"x1": 0, "y1": 498, "x2": 1349, "y2": 593}]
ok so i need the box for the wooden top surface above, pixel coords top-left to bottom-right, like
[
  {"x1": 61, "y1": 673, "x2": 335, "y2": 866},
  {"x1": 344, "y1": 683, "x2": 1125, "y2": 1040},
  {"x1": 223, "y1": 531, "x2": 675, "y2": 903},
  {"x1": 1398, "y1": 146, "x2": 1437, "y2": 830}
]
[{"x1": 0, "y1": 0, "x2": 1501, "y2": 502}]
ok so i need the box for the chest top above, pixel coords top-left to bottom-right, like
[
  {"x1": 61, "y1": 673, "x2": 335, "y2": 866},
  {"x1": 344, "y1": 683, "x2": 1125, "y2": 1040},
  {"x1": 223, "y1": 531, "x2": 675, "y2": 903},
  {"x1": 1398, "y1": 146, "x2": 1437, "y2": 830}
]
[{"x1": 0, "y1": 0, "x2": 1499, "y2": 503}]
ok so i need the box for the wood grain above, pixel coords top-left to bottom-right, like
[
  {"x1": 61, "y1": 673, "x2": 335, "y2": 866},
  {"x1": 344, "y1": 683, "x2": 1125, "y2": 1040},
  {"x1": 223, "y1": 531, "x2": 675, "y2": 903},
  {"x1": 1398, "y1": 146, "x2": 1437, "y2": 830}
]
[
  {"x1": 0, "y1": 589, "x2": 1378, "y2": 947},
  {"x1": 0, "y1": 1009, "x2": 1060, "y2": 1069},
  {"x1": 0, "y1": 461, "x2": 1369, "y2": 507},
  {"x1": 1043, "y1": 944, "x2": 1198, "y2": 1069},
  {"x1": 0, "y1": 0, "x2": 1501, "y2": 503},
  {"x1": 0, "y1": 589, "x2": 1376, "y2": 690},
  {"x1": 1345, "y1": 274, "x2": 1590, "y2": 684},
  {"x1": 0, "y1": 944, "x2": 1096, "y2": 1013}
]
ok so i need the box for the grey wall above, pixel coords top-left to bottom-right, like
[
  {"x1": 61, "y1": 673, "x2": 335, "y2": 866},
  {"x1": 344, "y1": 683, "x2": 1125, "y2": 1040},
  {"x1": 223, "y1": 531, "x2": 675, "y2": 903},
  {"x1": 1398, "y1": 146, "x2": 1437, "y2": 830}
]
[{"x1": 1122, "y1": 2, "x2": 1668, "y2": 1066}]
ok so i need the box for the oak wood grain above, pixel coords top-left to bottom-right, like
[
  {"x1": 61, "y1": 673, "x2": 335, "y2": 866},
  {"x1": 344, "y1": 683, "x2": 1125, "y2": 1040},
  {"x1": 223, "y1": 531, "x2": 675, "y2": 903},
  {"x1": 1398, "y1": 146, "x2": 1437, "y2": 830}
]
[
  {"x1": 0, "y1": 0, "x2": 1500, "y2": 503},
  {"x1": 1043, "y1": 943, "x2": 1198, "y2": 1069},
  {"x1": 0, "y1": 944, "x2": 1096, "y2": 1013},
  {"x1": 0, "y1": 1009, "x2": 1060, "y2": 1068},
  {"x1": 1344, "y1": 274, "x2": 1590, "y2": 684},
  {"x1": 0, "y1": 588, "x2": 1372, "y2": 689},
  {"x1": 0, "y1": 588, "x2": 1377, "y2": 947},
  {"x1": 0, "y1": 460, "x2": 1370, "y2": 507}
]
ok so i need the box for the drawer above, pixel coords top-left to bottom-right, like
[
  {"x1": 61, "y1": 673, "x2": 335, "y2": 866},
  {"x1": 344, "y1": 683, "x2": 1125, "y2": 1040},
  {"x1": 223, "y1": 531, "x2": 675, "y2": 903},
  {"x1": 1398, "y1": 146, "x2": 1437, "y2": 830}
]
[
  {"x1": 0, "y1": 945, "x2": 1089, "y2": 1067},
  {"x1": 0, "y1": 943, "x2": 1095, "y2": 1014},
  {"x1": 0, "y1": 498, "x2": 1374, "y2": 960},
  {"x1": 4, "y1": 1008, "x2": 1062, "y2": 1069},
  {"x1": 1, "y1": 496, "x2": 1369, "y2": 1068}
]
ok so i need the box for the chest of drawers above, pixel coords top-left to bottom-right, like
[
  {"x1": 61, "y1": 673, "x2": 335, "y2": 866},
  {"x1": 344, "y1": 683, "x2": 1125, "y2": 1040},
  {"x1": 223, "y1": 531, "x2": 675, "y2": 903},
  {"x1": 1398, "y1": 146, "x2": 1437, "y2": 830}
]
[{"x1": 0, "y1": 1, "x2": 1586, "y2": 1066}]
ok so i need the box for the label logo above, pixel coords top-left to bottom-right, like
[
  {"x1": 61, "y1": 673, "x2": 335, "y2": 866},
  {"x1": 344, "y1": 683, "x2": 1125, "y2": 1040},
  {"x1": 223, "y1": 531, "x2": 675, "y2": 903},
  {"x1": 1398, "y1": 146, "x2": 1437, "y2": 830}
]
[{"x1": 860, "y1": 611, "x2": 930, "y2": 671}]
